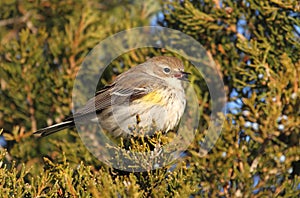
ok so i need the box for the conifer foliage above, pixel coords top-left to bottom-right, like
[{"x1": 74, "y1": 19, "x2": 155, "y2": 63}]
[{"x1": 0, "y1": 0, "x2": 299, "y2": 197}]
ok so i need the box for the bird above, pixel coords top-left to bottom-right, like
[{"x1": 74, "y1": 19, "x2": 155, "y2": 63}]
[{"x1": 33, "y1": 56, "x2": 189, "y2": 139}]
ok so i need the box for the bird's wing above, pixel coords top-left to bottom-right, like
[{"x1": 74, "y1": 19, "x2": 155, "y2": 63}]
[{"x1": 72, "y1": 71, "x2": 161, "y2": 119}]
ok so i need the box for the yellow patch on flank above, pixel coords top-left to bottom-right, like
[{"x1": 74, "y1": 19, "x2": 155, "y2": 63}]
[{"x1": 136, "y1": 91, "x2": 165, "y2": 106}]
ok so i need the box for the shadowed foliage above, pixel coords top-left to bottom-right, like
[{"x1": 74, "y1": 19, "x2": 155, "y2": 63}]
[{"x1": 0, "y1": 0, "x2": 299, "y2": 197}]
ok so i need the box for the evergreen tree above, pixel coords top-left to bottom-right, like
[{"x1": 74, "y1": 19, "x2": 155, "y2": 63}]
[{"x1": 0, "y1": 0, "x2": 299, "y2": 197}]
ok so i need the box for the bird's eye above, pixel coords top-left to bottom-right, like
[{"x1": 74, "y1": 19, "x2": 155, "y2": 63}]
[{"x1": 163, "y1": 67, "x2": 171, "y2": 73}]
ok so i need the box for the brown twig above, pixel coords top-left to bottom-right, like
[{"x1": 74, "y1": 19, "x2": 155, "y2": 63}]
[{"x1": 0, "y1": 12, "x2": 31, "y2": 27}]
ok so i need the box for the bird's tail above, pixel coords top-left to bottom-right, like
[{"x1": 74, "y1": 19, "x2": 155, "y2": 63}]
[{"x1": 33, "y1": 120, "x2": 74, "y2": 137}]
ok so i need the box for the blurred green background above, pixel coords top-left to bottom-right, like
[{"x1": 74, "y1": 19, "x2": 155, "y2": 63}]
[{"x1": 0, "y1": 0, "x2": 299, "y2": 197}]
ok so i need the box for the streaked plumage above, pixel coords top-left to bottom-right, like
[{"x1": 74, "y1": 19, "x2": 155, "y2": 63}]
[{"x1": 33, "y1": 56, "x2": 188, "y2": 138}]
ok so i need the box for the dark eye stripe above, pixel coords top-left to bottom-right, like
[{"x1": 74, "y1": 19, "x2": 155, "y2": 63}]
[{"x1": 163, "y1": 67, "x2": 171, "y2": 73}]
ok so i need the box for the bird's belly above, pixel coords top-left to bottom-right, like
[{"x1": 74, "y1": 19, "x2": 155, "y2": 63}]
[{"x1": 99, "y1": 90, "x2": 186, "y2": 137}]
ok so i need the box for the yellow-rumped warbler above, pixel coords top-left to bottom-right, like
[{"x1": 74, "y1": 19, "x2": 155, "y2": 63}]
[{"x1": 34, "y1": 56, "x2": 189, "y2": 138}]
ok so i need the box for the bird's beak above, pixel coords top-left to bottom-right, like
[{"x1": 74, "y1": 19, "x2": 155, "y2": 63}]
[{"x1": 174, "y1": 71, "x2": 190, "y2": 82}]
